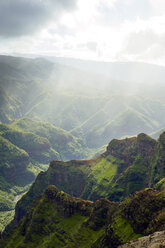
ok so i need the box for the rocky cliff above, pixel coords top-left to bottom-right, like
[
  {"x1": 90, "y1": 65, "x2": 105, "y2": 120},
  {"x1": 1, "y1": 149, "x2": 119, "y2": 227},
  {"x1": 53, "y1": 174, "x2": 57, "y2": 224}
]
[
  {"x1": 4, "y1": 132, "x2": 165, "y2": 235},
  {"x1": 1, "y1": 187, "x2": 165, "y2": 248}
]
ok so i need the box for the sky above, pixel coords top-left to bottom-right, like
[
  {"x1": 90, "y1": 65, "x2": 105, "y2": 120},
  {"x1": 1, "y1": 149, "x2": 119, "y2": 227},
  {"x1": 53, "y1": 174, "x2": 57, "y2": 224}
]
[{"x1": 1, "y1": 0, "x2": 165, "y2": 65}]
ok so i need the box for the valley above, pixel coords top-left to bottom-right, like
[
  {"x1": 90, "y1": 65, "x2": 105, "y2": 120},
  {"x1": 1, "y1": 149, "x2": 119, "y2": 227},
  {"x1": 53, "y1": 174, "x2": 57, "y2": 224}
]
[{"x1": 0, "y1": 55, "x2": 165, "y2": 247}]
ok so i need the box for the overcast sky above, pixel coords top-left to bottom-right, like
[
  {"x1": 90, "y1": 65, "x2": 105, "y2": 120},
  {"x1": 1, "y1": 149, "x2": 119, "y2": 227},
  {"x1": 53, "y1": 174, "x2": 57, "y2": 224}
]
[{"x1": 1, "y1": 0, "x2": 165, "y2": 65}]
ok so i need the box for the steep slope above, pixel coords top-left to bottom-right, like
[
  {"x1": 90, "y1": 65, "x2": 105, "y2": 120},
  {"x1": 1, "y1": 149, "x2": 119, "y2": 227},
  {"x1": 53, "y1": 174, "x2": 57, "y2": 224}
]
[
  {"x1": 1, "y1": 55, "x2": 165, "y2": 149},
  {"x1": 84, "y1": 107, "x2": 158, "y2": 148},
  {"x1": 0, "y1": 118, "x2": 88, "y2": 231},
  {"x1": 71, "y1": 96, "x2": 165, "y2": 148},
  {"x1": 0, "y1": 135, "x2": 36, "y2": 230},
  {"x1": 10, "y1": 118, "x2": 88, "y2": 160},
  {"x1": 150, "y1": 127, "x2": 165, "y2": 139},
  {"x1": 1, "y1": 187, "x2": 165, "y2": 248},
  {"x1": 6, "y1": 132, "x2": 165, "y2": 234},
  {"x1": 0, "y1": 56, "x2": 55, "y2": 123}
]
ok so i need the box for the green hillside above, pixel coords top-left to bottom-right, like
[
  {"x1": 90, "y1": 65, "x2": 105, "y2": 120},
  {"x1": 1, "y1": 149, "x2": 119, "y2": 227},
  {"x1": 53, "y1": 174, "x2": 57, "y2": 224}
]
[
  {"x1": 10, "y1": 118, "x2": 88, "y2": 160},
  {"x1": 6, "y1": 132, "x2": 165, "y2": 236},
  {"x1": 0, "y1": 118, "x2": 89, "y2": 231},
  {"x1": 1, "y1": 186, "x2": 165, "y2": 248},
  {"x1": 0, "y1": 135, "x2": 35, "y2": 231},
  {"x1": 1, "y1": 55, "x2": 165, "y2": 149}
]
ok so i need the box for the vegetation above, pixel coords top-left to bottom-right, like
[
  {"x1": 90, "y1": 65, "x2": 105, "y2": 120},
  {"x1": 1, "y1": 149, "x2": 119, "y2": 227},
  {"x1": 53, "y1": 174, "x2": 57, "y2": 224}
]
[
  {"x1": 1, "y1": 186, "x2": 165, "y2": 248},
  {"x1": 10, "y1": 118, "x2": 89, "y2": 160},
  {"x1": 6, "y1": 131, "x2": 165, "y2": 236},
  {"x1": 0, "y1": 55, "x2": 165, "y2": 246},
  {"x1": 0, "y1": 118, "x2": 89, "y2": 231},
  {"x1": 1, "y1": 55, "x2": 165, "y2": 150}
]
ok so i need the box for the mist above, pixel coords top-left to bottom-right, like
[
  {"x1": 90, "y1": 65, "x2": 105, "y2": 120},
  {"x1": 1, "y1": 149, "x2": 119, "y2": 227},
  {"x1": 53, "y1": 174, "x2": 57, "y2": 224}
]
[{"x1": 1, "y1": 55, "x2": 165, "y2": 149}]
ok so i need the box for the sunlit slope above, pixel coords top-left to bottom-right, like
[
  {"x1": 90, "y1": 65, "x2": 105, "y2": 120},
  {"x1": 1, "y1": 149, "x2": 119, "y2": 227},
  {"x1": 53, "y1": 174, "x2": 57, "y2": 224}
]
[
  {"x1": 10, "y1": 118, "x2": 88, "y2": 160},
  {"x1": 7, "y1": 132, "x2": 165, "y2": 236},
  {"x1": 0, "y1": 121, "x2": 56, "y2": 230},
  {"x1": 0, "y1": 56, "x2": 55, "y2": 123},
  {"x1": 0, "y1": 117, "x2": 89, "y2": 210},
  {"x1": 0, "y1": 118, "x2": 88, "y2": 231},
  {"x1": 1, "y1": 55, "x2": 165, "y2": 149},
  {"x1": 0, "y1": 135, "x2": 35, "y2": 231},
  {"x1": 71, "y1": 97, "x2": 165, "y2": 148},
  {"x1": 2, "y1": 186, "x2": 165, "y2": 248}
]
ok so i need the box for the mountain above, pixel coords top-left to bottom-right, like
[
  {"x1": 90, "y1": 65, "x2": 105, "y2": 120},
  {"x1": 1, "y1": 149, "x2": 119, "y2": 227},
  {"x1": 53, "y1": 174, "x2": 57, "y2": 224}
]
[
  {"x1": 74, "y1": 105, "x2": 160, "y2": 148},
  {"x1": 4, "y1": 132, "x2": 165, "y2": 236},
  {"x1": 1, "y1": 186, "x2": 165, "y2": 248},
  {"x1": 150, "y1": 127, "x2": 165, "y2": 139},
  {"x1": 46, "y1": 56, "x2": 165, "y2": 87},
  {"x1": 1, "y1": 55, "x2": 165, "y2": 149},
  {"x1": 0, "y1": 55, "x2": 55, "y2": 123},
  {"x1": 9, "y1": 118, "x2": 88, "y2": 161},
  {"x1": 0, "y1": 118, "x2": 88, "y2": 231},
  {"x1": 0, "y1": 134, "x2": 35, "y2": 231}
]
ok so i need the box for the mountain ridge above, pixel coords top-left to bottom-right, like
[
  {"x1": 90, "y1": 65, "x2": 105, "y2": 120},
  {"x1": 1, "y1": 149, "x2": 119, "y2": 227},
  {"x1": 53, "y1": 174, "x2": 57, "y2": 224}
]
[
  {"x1": 1, "y1": 55, "x2": 165, "y2": 149},
  {"x1": 1, "y1": 185, "x2": 165, "y2": 248},
  {"x1": 4, "y1": 131, "x2": 165, "y2": 237}
]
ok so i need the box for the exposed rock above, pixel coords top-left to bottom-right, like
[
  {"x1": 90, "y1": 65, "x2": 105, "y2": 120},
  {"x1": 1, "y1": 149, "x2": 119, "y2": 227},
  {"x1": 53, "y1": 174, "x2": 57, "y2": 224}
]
[{"x1": 118, "y1": 231, "x2": 165, "y2": 248}]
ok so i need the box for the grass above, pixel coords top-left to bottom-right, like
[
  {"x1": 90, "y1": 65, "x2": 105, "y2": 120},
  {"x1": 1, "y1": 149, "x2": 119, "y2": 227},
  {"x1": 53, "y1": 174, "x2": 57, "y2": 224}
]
[
  {"x1": 91, "y1": 155, "x2": 118, "y2": 185},
  {"x1": 155, "y1": 177, "x2": 165, "y2": 190},
  {"x1": 112, "y1": 216, "x2": 142, "y2": 243},
  {"x1": 2, "y1": 186, "x2": 165, "y2": 248},
  {"x1": 0, "y1": 210, "x2": 15, "y2": 231}
]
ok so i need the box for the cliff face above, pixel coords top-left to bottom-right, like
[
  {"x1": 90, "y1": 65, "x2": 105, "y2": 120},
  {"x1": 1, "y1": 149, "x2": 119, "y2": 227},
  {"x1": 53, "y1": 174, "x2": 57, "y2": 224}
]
[
  {"x1": 1, "y1": 187, "x2": 165, "y2": 248},
  {"x1": 5, "y1": 132, "x2": 165, "y2": 235}
]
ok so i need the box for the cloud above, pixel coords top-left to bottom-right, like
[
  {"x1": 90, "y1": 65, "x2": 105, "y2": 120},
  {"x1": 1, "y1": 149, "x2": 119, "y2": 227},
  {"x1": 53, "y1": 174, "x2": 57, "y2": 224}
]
[
  {"x1": 96, "y1": 0, "x2": 152, "y2": 26},
  {"x1": 124, "y1": 29, "x2": 158, "y2": 54},
  {"x1": 2, "y1": 0, "x2": 165, "y2": 66},
  {"x1": 149, "y1": 0, "x2": 165, "y2": 16},
  {"x1": 118, "y1": 16, "x2": 165, "y2": 64},
  {"x1": 77, "y1": 42, "x2": 98, "y2": 51},
  {"x1": 0, "y1": 0, "x2": 76, "y2": 37}
]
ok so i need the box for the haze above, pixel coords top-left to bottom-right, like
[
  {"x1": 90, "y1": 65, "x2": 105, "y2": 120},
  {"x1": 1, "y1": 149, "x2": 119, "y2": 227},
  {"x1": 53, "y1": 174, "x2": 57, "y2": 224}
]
[{"x1": 1, "y1": 1, "x2": 165, "y2": 149}]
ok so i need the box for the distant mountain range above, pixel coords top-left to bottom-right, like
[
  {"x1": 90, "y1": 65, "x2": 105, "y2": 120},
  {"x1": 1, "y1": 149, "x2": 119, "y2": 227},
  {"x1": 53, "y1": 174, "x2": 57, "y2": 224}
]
[
  {"x1": 1, "y1": 55, "x2": 165, "y2": 149},
  {"x1": 45, "y1": 56, "x2": 165, "y2": 85}
]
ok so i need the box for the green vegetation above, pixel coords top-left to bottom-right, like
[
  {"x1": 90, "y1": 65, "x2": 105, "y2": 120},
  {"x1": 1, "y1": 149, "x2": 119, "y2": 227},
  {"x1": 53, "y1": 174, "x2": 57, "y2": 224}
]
[
  {"x1": 0, "y1": 135, "x2": 35, "y2": 231},
  {"x1": 111, "y1": 216, "x2": 142, "y2": 243},
  {"x1": 155, "y1": 177, "x2": 165, "y2": 190},
  {"x1": 0, "y1": 211, "x2": 14, "y2": 232},
  {"x1": 1, "y1": 186, "x2": 165, "y2": 248},
  {"x1": 1, "y1": 55, "x2": 165, "y2": 150},
  {"x1": 82, "y1": 155, "x2": 119, "y2": 199},
  {"x1": 0, "y1": 118, "x2": 89, "y2": 231},
  {"x1": 9, "y1": 131, "x2": 165, "y2": 233},
  {"x1": 10, "y1": 118, "x2": 89, "y2": 160}
]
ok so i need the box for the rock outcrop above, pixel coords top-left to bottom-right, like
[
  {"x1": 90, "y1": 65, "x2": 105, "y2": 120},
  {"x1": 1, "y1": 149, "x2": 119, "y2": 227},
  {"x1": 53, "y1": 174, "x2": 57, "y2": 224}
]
[{"x1": 118, "y1": 230, "x2": 165, "y2": 248}]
